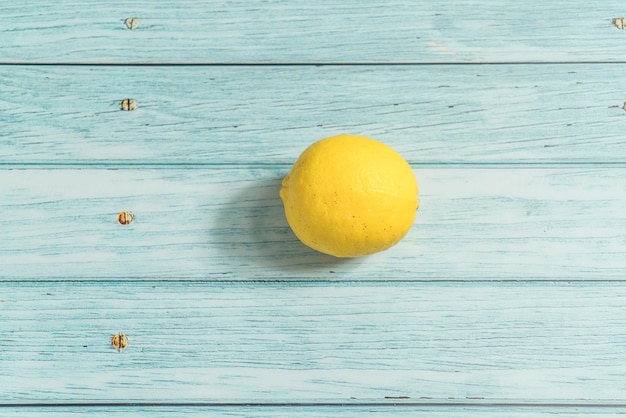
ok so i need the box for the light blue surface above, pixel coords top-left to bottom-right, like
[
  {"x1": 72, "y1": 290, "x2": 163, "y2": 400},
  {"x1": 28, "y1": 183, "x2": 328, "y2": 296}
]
[
  {"x1": 1, "y1": 0, "x2": 625, "y2": 63},
  {"x1": 1, "y1": 1, "x2": 626, "y2": 415},
  {"x1": 2, "y1": 65, "x2": 626, "y2": 165}
]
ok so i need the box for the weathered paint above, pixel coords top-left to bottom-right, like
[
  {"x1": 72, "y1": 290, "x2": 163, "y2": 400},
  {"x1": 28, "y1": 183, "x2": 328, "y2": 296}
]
[{"x1": 2, "y1": 0, "x2": 626, "y2": 415}]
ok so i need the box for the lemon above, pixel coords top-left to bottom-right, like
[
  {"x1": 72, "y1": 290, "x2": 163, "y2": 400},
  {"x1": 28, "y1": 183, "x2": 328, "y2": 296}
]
[{"x1": 280, "y1": 134, "x2": 419, "y2": 257}]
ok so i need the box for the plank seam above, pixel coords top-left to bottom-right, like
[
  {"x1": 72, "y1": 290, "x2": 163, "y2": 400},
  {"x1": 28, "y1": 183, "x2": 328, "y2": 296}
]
[
  {"x1": 4, "y1": 61, "x2": 626, "y2": 66},
  {"x1": 3, "y1": 401, "x2": 626, "y2": 408},
  {"x1": 1, "y1": 162, "x2": 626, "y2": 169},
  {"x1": 3, "y1": 279, "x2": 626, "y2": 284}
]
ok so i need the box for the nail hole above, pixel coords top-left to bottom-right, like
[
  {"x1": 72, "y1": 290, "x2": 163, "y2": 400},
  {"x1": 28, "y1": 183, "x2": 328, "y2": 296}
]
[
  {"x1": 117, "y1": 211, "x2": 134, "y2": 225},
  {"x1": 111, "y1": 333, "x2": 129, "y2": 350},
  {"x1": 124, "y1": 17, "x2": 140, "y2": 30},
  {"x1": 120, "y1": 98, "x2": 137, "y2": 111}
]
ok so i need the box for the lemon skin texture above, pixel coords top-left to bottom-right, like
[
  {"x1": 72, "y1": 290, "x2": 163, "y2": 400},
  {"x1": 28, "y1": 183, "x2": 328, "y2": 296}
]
[{"x1": 280, "y1": 134, "x2": 419, "y2": 258}]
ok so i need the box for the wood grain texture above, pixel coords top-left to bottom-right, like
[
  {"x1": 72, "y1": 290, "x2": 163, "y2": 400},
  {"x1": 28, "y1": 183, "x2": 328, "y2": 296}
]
[
  {"x1": 2, "y1": 64, "x2": 626, "y2": 165},
  {"x1": 5, "y1": 406, "x2": 626, "y2": 418},
  {"x1": 2, "y1": 282, "x2": 626, "y2": 403},
  {"x1": 0, "y1": 167, "x2": 624, "y2": 281},
  {"x1": 1, "y1": 0, "x2": 625, "y2": 64},
  {"x1": 3, "y1": 405, "x2": 626, "y2": 418},
  {"x1": 5, "y1": 0, "x2": 626, "y2": 413}
]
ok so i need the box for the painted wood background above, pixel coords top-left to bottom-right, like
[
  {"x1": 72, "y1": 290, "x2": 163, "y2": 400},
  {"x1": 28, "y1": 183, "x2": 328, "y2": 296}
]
[{"x1": 1, "y1": 1, "x2": 626, "y2": 416}]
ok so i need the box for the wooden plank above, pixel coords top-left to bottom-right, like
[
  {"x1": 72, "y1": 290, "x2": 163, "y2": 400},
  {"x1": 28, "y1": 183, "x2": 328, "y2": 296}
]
[
  {"x1": 2, "y1": 281, "x2": 626, "y2": 402},
  {"x1": 3, "y1": 405, "x2": 626, "y2": 417},
  {"x1": 0, "y1": 167, "x2": 624, "y2": 281},
  {"x1": 2, "y1": 64, "x2": 626, "y2": 165},
  {"x1": 1, "y1": 1, "x2": 625, "y2": 64}
]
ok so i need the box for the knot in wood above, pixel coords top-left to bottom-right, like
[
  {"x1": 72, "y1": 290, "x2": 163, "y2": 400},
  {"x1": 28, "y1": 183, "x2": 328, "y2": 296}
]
[
  {"x1": 117, "y1": 211, "x2": 134, "y2": 225},
  {"x1": 124, "y1": 17, "x2": 140, "y2": 30},
  {"x1": 121, "y1": 98, "x2": 137, "y2": 111},
  {"x1": 613, "y1": 17, "x2": 625, "y2": 30}
]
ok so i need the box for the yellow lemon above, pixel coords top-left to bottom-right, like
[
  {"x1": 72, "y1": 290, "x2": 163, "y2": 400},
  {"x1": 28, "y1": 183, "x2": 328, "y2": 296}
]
[{"x1": 280, "y1": 134, "x2": 419, "y2": 257}]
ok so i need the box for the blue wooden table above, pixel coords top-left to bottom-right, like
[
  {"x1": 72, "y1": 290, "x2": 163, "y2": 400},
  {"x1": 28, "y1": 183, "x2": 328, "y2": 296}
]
[{"x1": 2, "y1": 1, "x2": 626, "y2": 416}]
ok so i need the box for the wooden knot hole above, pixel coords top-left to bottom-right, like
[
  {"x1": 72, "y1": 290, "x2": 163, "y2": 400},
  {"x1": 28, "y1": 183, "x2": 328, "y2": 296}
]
[
  {"x1": 117, "y1": 211, "x2": 134, "y2": 225},
  {"x1": 120, "y1": 98, "x2": 137, "y2": 111},
  {"x1": 125, "y1": 17, "x2": 140, "y2": 30},
  {"x1": 613, "y1": 17, "x2": 625, "y2": 29}
]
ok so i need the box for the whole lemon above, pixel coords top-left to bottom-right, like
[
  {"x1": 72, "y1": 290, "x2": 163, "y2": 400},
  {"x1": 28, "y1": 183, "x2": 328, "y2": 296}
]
[{"x1": 280, "y1": 134, "x2": 419, "y2": 257}]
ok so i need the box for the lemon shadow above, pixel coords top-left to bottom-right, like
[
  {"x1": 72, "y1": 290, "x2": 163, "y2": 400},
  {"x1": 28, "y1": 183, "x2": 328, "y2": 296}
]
[{"x1": 212, "y1": 175, "x2": 361, "y2": 279}]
